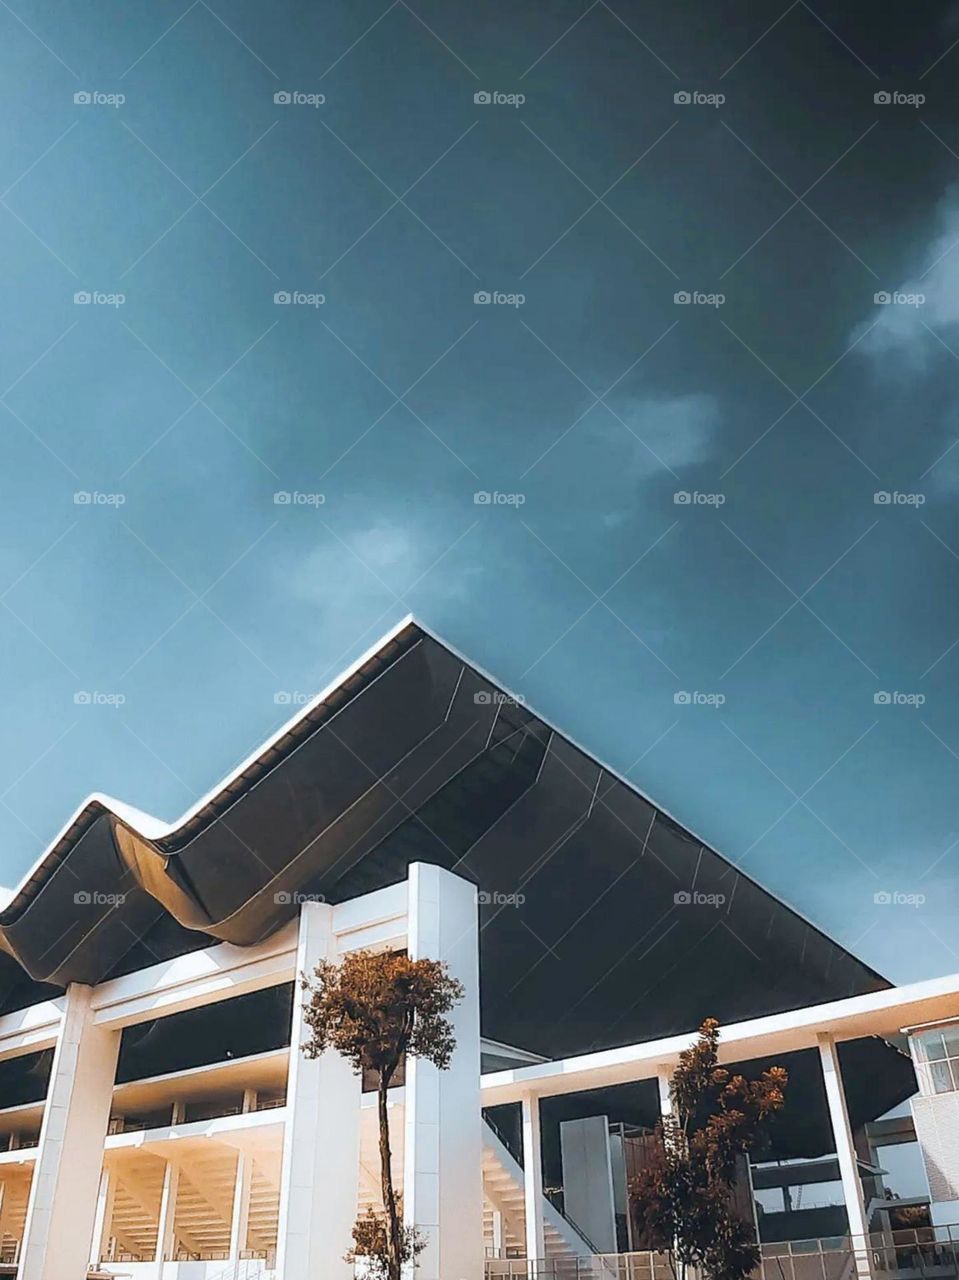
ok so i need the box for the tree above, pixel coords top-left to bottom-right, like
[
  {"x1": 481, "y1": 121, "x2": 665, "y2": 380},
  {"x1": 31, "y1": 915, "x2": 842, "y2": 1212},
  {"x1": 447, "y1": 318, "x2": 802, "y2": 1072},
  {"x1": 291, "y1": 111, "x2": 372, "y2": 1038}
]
[
  {"x1": 301, "y1": 949, "x2": 465, "y2": 1280},
  {"x1": 630, "y1": 1019, "x2": 788, "y2": 1280}
]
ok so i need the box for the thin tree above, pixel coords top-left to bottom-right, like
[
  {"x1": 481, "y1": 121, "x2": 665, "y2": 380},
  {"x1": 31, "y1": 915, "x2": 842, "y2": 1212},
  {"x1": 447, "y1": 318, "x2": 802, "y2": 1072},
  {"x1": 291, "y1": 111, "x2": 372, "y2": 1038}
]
[
  {"x1": 301, "y1": 949, "x2": 465, "y2": 1280},
  {"x1": 631, "y1": 1018, "x2": 788, "y2": 1280}
]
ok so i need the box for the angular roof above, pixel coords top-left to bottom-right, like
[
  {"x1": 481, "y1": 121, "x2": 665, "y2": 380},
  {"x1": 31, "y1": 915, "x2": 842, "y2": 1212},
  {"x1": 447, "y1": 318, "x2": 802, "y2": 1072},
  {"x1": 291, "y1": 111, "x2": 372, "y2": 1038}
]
[{"x1": 0, "y1": 618, "x2": 892, "y2": 1064}]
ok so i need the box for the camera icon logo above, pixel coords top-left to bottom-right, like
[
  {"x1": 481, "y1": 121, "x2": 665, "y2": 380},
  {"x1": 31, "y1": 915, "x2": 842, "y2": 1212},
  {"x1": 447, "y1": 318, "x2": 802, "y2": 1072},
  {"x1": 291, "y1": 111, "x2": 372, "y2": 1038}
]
[
  {"x1": 673, "y1": 491, "x2": 691, "y2": 505},
  {"x1": 474, "y1": 491, "x2": 492, "y2": 504},
  {"x1": 274, "y1": 891, "x2": 292, "y2": 904},
  {"x1": 74, "y1": 91, "x2": 92, "y2": 105},
  {"x1": 874, "y1": 291, "x2": 891, "y2": 305},
  {"x1": 673, "y1": 291, "x2": 691, "y2": 304},
  {"x1": 874, "y1": 691, "x2": 891, "y2": 705},
  {"x1": 874, "y1": 91, "x2": 891, "y2": 105},
  {"x1": 476, "y1": 890, "x2": 492, "y2": 904},
  {"x1": 473, "y1": 291, "x2": 491, "y2": 304},
  {"x1": 474, "y1": 91, "x2": 491, "y2": 105},
  {"x1": 74, "y1": 291, "x2": 91, "y2": 305},
  {"x1": 673, "y1": 691, "x2": 691, "y2": 704},
  {"x1": 273, "y1": 491, "x2": 292, "y2": 505},
  {"x1": 674, "y1": 891, "x2": 692, "y2": 905},
  {"x1": 274, "y1": 91, "x2": 292, "y2": 105},
  {"x1": 873, "y1": 491, "x2": 891, "y2": 505},
  {"x1": 74, "y1": 690, "x2": 92, "y2": 704},
  {"x1": 274, "y1": 291, "x2": 291, "y2": 305},
  {"x1": 274, "y1": 691, "x2": 292, "y2": 705},
  {"x1": 74, "y1": 890, "x2": 92, "y2": 904},
  {"x1": 874, "y1": 890, "x2": 892, "y2": 904},
  {"x1": 674, "y1": 91, "x2": 691, "y2": 105}
]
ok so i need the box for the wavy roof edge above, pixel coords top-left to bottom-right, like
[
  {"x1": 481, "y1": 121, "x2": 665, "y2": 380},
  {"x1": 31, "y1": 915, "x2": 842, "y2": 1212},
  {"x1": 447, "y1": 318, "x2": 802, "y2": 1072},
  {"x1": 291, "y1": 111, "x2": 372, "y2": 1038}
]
[{"x1": 0, "y1": 614, "x2": 891, "y2": 996}]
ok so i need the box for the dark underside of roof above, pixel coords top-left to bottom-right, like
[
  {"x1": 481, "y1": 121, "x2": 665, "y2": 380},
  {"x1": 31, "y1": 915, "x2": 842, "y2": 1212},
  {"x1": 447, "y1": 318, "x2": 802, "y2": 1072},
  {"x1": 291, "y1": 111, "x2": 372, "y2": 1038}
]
[{"x1": 0, "y1": 623, "x2": 910, "y2": 1124}]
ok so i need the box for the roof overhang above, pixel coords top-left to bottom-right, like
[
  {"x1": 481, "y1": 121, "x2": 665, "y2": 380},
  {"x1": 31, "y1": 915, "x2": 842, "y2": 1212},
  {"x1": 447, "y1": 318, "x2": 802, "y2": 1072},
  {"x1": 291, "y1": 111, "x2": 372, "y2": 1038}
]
[{"x1": 0, "y1": 618, "x2": 899, "y2": 1074}]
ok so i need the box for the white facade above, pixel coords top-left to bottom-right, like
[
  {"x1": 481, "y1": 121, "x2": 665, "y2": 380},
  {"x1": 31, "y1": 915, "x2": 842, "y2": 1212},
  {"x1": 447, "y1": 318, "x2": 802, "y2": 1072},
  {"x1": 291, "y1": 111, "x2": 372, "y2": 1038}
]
[{"x1": 1, "y1": 863, "x2": 959, "y2": 1280}]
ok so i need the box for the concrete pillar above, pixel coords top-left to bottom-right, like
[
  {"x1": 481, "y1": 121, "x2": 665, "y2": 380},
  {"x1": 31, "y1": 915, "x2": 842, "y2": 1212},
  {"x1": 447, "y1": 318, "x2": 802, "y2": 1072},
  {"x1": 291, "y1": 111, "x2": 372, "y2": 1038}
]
[
  {"x1": 656, "y1": 1066, "x2": 672, "y2": 1120},
  {"x1": 276, "y1": 902, "x2": 361, "y2": 1280},
  {"x1": 521, "y1": 1094, "x2": 546, "y2": 1267},
  {"x1": 19, "y1": 982, "x2": 121, "y2": 1280},
  {"x1": 230, "y1": 1151, "x2": 253, "y2": 1259},
  {"x1": 403, "y1": 862, "x2": 483, "y2": 1280},
  {"x1": 491, "y1": 1207, "x2": 504, "y2": 1257},
  {"x1": 818, "y1": 1034, "x2": 873, "y2": 1280},
  {"x1": 90, "y1": 1167, "x2": 115, "y2": 1267},
  {"x1": 560, "y1": 1115, "x2": 617, "y2": 1252},
  {"x1": 155, "y1": 1157, "x2": 179, "y2": 1272}
]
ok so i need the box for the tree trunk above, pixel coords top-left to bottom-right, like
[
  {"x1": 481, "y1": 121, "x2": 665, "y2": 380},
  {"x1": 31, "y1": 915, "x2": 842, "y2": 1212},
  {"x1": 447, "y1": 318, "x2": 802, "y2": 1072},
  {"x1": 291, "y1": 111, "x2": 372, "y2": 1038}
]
[{"x1": 378, "y1": 1074, "x2": 402, "y2": 1280}]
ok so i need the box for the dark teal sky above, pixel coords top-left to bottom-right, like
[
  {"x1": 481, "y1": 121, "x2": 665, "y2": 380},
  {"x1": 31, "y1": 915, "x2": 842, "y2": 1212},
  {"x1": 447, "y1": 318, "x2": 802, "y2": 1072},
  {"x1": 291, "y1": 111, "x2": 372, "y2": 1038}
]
[{"x1": 3, "y1": 0, "x2": 959, "y2": 984}]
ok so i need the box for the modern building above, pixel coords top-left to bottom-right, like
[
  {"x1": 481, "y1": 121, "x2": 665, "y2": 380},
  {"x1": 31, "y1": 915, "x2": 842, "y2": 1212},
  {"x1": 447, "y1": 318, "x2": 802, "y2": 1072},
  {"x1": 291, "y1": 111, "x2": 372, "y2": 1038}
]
[{"x1": 0, "y1": 617, "x2": 958, "y2": 1280}]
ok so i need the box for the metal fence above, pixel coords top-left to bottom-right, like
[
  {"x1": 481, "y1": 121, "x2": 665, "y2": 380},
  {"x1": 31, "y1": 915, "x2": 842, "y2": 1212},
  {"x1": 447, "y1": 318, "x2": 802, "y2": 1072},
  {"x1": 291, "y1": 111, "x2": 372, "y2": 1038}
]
[{"x1": 484, "y1": 1228, "x2": 959, "y2": 1280}]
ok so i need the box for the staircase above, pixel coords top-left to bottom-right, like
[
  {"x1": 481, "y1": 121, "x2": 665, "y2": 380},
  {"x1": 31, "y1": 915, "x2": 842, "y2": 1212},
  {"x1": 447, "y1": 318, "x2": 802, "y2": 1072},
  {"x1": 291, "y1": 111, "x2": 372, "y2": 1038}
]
[
  {"x1": 481, "y1": 1123, "x2": 595, "y2": 1273},
  {"x1": 356, "y1": 1117, "x2": 593, "y2": 1274}
]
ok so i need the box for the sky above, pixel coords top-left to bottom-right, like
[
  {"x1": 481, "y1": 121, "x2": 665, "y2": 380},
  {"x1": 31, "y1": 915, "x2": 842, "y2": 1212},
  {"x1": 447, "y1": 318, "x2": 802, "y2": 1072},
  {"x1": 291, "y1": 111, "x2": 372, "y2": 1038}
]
[{"x1": 2, "y1": 0, "x2": 959, "y2": 983}]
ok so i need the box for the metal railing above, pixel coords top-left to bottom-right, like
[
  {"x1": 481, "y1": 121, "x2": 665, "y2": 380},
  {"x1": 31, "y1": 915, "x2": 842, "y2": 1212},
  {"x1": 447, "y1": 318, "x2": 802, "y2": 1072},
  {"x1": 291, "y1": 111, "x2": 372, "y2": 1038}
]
[{"x1": 484, "y1": 1228, "x2": 959, "y2": 1280}]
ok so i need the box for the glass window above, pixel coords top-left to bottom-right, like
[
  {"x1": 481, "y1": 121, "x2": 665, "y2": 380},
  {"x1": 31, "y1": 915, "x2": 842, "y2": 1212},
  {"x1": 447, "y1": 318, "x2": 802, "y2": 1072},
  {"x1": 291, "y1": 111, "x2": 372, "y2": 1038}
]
[
  {"x1": 918, "y1": 1031, "x2": 947, "y2": 1061},
  {"x1": 942, "y1": 1026, "x2": 959, "y2": 1058},
  {"x1": 930, "y1": 1060, "x2": 953, "y2": 1093}
]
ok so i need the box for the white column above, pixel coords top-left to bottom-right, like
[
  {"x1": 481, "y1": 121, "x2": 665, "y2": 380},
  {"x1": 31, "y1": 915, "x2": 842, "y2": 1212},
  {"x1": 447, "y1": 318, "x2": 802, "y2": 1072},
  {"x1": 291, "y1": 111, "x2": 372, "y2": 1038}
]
[
  {"x1": 89, "y1": 1167, "x2": 115, "y2": 1267},
  {"x1": 521, "y1": 1095, "x2": 546, "y2": 1267},
  {"x1": 491, "y1": 1207, "x2": 504, "y2": 1257},
  {"x1": 817, "y1": 1034, "x2": 873, "y2": 1280},
  {"x1": 155, "y1": 1158, "x2": 179, "y2": 1273},
  {"x1": 656, "y1": 1067, "x2": 673, "y2": 1120},
  {"x1": 230, "y1": 1151, "x2": 253, "y2": 1259},
  {"x1": 403, "y1": 862, "x2": 483, "y2": 1280},
  {"x1": 276, "y1": 902, "x2": 361, "y2": 1280},
  {"x1": 20, "y1": 982, "x2": 121, "y2": 1280}
]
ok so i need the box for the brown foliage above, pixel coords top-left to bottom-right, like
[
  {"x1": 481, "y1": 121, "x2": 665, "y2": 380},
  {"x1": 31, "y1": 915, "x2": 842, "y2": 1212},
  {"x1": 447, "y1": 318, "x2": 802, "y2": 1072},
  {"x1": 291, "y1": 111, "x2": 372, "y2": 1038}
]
[{"x1": 630, "y1": 1019, "x2": 788, "y2": 1280}]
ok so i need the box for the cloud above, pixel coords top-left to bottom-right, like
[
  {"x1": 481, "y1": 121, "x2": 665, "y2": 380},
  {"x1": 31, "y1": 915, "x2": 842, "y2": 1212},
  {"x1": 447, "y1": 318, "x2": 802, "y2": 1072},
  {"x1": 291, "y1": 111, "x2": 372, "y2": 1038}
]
[
  {"x1": 283, "y1": 516, "x2": 483, "y2": 625},
  {"x1": 854, "y1": 186, "x2": 959, "y2": 366},
  {"x1": 591, "y1": 391, "x2": 720, "y2": 478},
  {"x1": 617, "y1": 392, "x2": 720, "y2": 473},
  {"x1": 583, "y1": 390, "x2": 720, "y2": 527}
]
